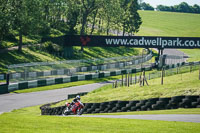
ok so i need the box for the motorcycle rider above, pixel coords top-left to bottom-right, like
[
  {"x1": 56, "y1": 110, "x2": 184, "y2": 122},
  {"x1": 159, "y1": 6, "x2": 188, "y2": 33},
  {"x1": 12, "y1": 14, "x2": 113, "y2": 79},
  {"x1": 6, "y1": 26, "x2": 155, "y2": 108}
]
[{"x1": 69, "y1": 95, "x2": 84, "y2": 108}]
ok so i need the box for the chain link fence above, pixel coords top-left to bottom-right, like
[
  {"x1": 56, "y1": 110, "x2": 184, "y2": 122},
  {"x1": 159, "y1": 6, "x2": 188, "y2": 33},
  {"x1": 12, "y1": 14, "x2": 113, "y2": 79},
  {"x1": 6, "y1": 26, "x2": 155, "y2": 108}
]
[{"x1": 112, "y1": 61, "x2": 200, "y2": 88}]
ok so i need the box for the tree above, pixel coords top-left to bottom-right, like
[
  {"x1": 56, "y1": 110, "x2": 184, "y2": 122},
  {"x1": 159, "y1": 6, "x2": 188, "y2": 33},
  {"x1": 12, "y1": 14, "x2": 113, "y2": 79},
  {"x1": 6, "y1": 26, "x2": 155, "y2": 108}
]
[
  {"x1": 176, "y1": 2, "x2": 193, "y2": 13},
  {"x1": 79, "y1": 0, "x2": 103, "y2": 51},
  {"x1": 127, "y1": 0, "x2": 142, "y2": 35},
  {"x1": 0, "y1": 0, "x2": 13, "y2": 42},
  {"x1": 102, "y1": 0, "x2": 122, "y2": 35},
  {"x1": 11, "y1": 0, "x2": 43, "y2": 51},
  {"x1": 140, "y1": 2, "x2": 154, "y2": 10},
  {"x1": 120, "y1": 0, "x2": 142, "y2": 36},
  {"x1": 157, "y1": 2, "x2": 200, "y2": 14},
  {"x1": 193, "y1": 4, "x2": 200, "y2": 13}
]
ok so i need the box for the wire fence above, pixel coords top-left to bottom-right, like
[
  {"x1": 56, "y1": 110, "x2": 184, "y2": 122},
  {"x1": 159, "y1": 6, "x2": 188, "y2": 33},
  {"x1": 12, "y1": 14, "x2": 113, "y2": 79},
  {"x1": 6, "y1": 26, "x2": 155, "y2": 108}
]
[{"x1": 112, "y1": 61, "x2": 200, "y2": 88}]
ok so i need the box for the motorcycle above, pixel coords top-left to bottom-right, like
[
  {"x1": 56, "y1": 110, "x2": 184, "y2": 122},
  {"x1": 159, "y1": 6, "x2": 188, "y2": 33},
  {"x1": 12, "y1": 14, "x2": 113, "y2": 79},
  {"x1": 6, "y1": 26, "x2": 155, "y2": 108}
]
[{"x1": 62, "y1": 101, "x2": 84, "y2": 116}]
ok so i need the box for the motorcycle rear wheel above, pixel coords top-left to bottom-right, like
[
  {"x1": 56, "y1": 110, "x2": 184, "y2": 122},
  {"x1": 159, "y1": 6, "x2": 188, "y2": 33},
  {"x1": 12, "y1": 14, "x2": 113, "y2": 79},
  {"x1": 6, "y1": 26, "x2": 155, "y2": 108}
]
[{"x1": 62, "y1": 107, "x2": 71, "y2": 116}]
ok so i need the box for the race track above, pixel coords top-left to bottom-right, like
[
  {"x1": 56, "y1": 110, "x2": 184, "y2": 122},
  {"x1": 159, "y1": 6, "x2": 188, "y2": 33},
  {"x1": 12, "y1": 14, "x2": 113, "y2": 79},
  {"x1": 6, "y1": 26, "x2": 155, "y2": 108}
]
[
  {"x1": 1, "y1": 49, "x2": 198, "y2": 123},
  {"x1": 80, "y1": 114, "x2": 200, "y2": 123},
  {"x1": 0, "y1": 82, "x2": 108, "y2": 113}
]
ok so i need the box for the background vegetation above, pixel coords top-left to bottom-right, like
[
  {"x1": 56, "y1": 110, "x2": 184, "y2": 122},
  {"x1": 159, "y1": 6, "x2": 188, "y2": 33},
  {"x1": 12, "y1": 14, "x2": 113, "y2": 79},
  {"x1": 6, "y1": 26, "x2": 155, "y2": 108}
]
[
  {"x1": 0, "y1": 0, "x2": 142, "y2": 50},
  {"x1": 139, "y1": 1, "x2": 200, "y2": 14}
]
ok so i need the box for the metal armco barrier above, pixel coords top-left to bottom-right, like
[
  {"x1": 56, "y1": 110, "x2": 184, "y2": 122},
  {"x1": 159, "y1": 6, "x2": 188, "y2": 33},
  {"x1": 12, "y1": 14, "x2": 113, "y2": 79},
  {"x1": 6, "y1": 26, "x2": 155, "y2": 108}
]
[
  {"x1": 40, "y1": 95, "x2": 200, "y2": 115},
  {"x1": 7, "y1": 53, "x2": 152, "y2": 83}
]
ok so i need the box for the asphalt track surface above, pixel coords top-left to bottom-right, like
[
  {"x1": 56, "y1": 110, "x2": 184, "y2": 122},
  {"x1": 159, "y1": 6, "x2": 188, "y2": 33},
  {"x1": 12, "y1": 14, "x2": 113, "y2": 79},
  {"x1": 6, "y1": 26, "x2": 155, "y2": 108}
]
[
  {"x1": 0, "y1": 82, "x2": 108, "y2": 113},
  {"x1": 79, "y1": 114, "x2": 200, "y2": 123},
  {"x1": 1, "y1": 49, "x2": 198, "y2": 123}
]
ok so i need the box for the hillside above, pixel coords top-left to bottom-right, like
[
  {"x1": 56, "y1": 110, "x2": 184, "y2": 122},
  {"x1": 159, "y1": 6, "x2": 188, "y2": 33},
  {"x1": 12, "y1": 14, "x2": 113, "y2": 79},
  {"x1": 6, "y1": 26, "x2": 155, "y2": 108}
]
[
  {"x1": 0, "y1": 46, "x2": 140, "y2": 73},
  {"x1": 137, "y1": 10, "x2": 200, "y2": 37},
  {"x1": 80, "y1": 70, "x2": 200, "y2": 103}
]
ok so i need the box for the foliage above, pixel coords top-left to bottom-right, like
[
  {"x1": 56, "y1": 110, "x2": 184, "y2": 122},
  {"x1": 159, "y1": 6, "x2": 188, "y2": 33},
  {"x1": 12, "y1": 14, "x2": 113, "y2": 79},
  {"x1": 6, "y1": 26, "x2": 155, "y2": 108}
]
[
  {"x1": 157, "y1": 2, "x2": 200, "y2": 14},
  {"x1": 0, "y1": 0, "x2": 142, "y2": 51},
  {"x1": 140, "y1": 2, "x2": 154, "y2": 10}
]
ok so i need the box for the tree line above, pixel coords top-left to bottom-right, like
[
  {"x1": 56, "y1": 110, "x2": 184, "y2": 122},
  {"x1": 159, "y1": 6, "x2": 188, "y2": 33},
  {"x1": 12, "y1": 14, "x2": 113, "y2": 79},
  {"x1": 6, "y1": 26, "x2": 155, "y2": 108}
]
[
  {"x1": 157, "y1": 2, "x2": 200, "y2": 14},
  {"x1": 139, "y1": 1, "x2": 200, "y2": 14},
  {"x1": 0, "y1": 0, "x2": 142, "y2": 51}
]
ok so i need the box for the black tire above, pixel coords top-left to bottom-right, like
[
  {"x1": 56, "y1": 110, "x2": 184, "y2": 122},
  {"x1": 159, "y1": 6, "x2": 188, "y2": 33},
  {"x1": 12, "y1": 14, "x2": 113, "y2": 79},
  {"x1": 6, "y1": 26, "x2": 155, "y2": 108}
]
[
  {"x1": 126, "y1": 101, "x2": 139, "y2": 108},
  {"x1": 171, "y1": 96, "x2": 185, "y2": 102},
  {"x1": 77, "y1": 108, "x2": 84, "y2": 115},
  {"x1": 117, "y1": 101, "x2": 129, "y2": 107},
  {"x1": 191, "y1": 102, "x2": 198, "y2": 108},
  {"x1": 145, "y1": 102, "x2": 153, "y2": 108},
  {"x1": 141, "y1": 105, "x2": 148, "y2": 111},
  {"x1": 62, "y1": 107, "x2": 71, "y2": 116},
  {"x1": 111, "y1": 107, "x2": 118, "y2": 112},
  {"x1": 100, "y1": 102, "x2": 109, "y2": 107},
  {"x1": 152, "y1": 104, "x2": 161, "y2": 110},
  {"x1": 121, "y1": 107, "x2": 128, "y2": 112},
  {"x1": 179, "y1": 98, "x2": 192, "y2": 108},
  {"x1": 159, "y1": 98, "x2": 171, "y2": 104},
  {"x1": 197, "y1": 98, "x2": 200, "y2": 103},
  {"x1": 148, "y1": 98, "x2": 159, "y2": 104},
  {"x1": 93, "y1": 103, "x2": 101, "y2": 108},
  {"x1": 84, "y1": 103, "x2": 93, "y2": 109},
  {"x1": 109, "y1": 101, "x2": 118, "y2": 105},
  {"x1": 185, "y1": 96, "x2": 199, "y2": 102}
]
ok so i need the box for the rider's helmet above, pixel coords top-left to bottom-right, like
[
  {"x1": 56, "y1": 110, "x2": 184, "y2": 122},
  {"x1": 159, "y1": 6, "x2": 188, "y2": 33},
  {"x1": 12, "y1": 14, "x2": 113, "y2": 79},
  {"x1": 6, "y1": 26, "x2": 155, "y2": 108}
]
[{"x1": 76, "y1": 95, "x2": 80, "y2": 100}]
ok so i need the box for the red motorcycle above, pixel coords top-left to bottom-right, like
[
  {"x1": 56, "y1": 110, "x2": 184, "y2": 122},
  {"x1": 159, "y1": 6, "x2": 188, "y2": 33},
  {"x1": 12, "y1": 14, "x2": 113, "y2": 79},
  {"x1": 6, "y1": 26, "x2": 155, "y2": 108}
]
[{"x1": 62, "y1": 101, "x2": 84, "y2": 116}]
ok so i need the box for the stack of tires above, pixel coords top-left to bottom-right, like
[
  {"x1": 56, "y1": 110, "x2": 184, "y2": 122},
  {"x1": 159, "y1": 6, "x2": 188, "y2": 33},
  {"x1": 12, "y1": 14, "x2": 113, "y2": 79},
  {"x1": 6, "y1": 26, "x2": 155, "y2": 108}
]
[{"x1": 40, "y1": 95, "x2": 200, "y2": 116}]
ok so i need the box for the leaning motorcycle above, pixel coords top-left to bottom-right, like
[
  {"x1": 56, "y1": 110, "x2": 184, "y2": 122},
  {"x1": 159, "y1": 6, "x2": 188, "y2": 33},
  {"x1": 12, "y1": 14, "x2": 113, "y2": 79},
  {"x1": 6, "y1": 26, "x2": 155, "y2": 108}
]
[{"x1": 62, "y1": 101, "x2": 84, "y2": 116}]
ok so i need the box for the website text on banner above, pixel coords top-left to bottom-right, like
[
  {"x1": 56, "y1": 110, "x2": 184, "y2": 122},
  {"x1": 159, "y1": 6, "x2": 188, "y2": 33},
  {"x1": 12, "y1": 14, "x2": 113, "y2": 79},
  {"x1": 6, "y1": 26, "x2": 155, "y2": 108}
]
[{"x1": 64, "y1": 35, "x2": 200, "y2": 49}]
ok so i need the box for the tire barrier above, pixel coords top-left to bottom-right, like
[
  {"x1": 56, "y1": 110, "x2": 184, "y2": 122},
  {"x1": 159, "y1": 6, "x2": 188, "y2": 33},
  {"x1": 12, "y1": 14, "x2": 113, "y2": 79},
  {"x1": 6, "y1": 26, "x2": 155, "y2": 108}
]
[{"x1": 40, "y1": 95, "x2": 200, "y2": 116}]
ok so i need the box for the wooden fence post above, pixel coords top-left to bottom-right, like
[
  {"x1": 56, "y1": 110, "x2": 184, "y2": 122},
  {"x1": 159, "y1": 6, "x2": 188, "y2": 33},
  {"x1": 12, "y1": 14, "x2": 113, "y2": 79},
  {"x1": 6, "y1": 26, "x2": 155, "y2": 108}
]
[{"x1": 122, "y1": 74, "x2": 124, "y2": 86}]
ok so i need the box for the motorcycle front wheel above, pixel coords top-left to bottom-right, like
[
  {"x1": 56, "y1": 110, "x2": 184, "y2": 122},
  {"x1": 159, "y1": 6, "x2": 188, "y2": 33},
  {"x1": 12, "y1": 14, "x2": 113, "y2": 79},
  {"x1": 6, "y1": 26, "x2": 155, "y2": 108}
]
[{"x1": 77, "y1": 108, "x2": 83, "y2": 115}]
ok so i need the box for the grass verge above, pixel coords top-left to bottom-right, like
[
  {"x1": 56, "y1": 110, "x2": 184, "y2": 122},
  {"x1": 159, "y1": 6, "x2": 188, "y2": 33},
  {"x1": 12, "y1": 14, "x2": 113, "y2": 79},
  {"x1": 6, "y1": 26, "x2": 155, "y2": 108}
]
[
  {"x1": 90, "y1": 108, "x2": 200, "y2": 115},
  {"x1": 80, "y1": 70, "x2": 200, "y2": 103},
  {"x1": 0, "y1": 106, "x2": 200, "y2": 133}
]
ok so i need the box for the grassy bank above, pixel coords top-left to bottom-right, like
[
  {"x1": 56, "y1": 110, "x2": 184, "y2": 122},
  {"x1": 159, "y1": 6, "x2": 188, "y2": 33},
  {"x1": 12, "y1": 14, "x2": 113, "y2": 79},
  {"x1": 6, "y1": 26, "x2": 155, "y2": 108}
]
[
  {"x1": 79, "y1": 70, "x2": 200, "y2": 103},
  {"x1": 0, "y1": 106, "x2": 200, "y2": 133},
  {"x1": 179, "y1": 49, "x2": 200, "y2": 62},
  {"x1": 0, "y1": 47, "x2": 140, "y2": 73},
  {"x1": 137, "y1": 11, "x2": 200, "y2": 37}
]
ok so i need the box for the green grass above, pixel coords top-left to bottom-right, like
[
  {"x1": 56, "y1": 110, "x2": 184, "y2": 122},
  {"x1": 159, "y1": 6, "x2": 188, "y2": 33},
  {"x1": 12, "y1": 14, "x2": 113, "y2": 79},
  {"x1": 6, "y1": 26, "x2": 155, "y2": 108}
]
[
  {"x1": 92, "y1": 108, "x2": 200, "y2": 115},
  {"x1": 0, "y1": 47, "x2": 141, "y2": 73},
  {"x1": 79, "y1": 70, "x2": 200, "y2": 103},
  {"x1": 0, "y1": 106, "x2": 200, "y2": 133},
  {"x1": 137, "y1": 10, "x2": 200, "y2": 37},
  {"x1": 0, "y1": 48, "x2": 63, "y2": 72},
  {"x1": 137, "y1": 10, "x2": 200, "y2": 62},
  {"x1": 179, "y1": 49, "x2": 200, "y2": 62}
]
